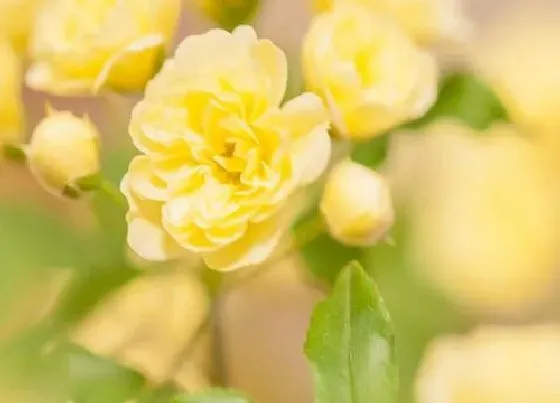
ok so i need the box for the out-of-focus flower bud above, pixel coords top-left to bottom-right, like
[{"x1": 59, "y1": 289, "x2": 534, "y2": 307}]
[
  {"x1": 194, "y1": 0, "x2": 260, "y2": 31},
  {"x1": 27, "y1": 109, "x2": 100, "y2": 197},
  {"x1": 302, "y1": 5, "x2": 437, "y2": 139},
  {"x1": 26, "y1": 0, "x2": 180, "y2": 95},
  {"x1": 320, "y1": 160, "x2": 394, "y2": 246},
  {"x1": 0, "y1": 0, "x2": 44, "y2": 55},
  {"x1": 417, "y1": 325, "x2": 560, "y2": 403},
  {"x1": 0, "y1": 41, "x2": 24, "y2": 157}
]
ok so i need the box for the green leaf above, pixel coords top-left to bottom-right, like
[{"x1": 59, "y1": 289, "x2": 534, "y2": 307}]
[
  {"x1": 305, "y1": 261, "x2": 398, "y2": 403},
  {"x1": 0, "y1": 338, "x2": 146, "y2": 403},
  {"x1": 0, "y1": 203, "x2": 85, "y2": 324},
  {"x1": 301, "y1": 232, "x2": 363, "y2": 286},
  {"x1": 412, "y1": 73, "x2": 508, "y2": 130},
  {"x1": 174, "y1": 389, "x2": 253, "y2": 403},
  {"x1": 351, "y1": 135, "x2": 389, "y2": 169},
  {"x1": 0, "y1": 202, "x2": 85, "y2": 271},
  {"x1": 88, "y1": 147, "x2": 134, "y2": 266},
  {"x1": 296, "y1": 206, "x2": 363, "y2": 286}
]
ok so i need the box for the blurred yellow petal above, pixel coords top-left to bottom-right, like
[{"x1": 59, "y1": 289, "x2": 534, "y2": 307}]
[
  {"x1": 27, "y1": 0, "x2": 180, "y2": 95},
  {"x1": 417, "y1": 325, "x2": 560, "y2": 403}
]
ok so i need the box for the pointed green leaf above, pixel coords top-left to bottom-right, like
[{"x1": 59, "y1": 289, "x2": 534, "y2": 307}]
[
  {"x1": 174, "y1": 389, "x2": 252, "y2": 403},
  {"x1": 411, "y1": 73, "x2": 508, "y2": 130},
  {"x1": 305, "y1": 261, "x2": 398, "y2": 403}
]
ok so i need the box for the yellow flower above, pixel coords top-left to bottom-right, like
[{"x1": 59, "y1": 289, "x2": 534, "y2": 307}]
[
  {"x1": 0, "y1": 0, "x2": 44, "y2": 54},
  {"x1": 473, "y1": 7, "x2": 560, "y2": 145},
  {"x1": 26, "y1": 0, "x2": 180, "y2": 95},
  {"x1": 312, "y1": 0, "x2": 470, "y2": 46},
  {"x1": 321, "y1": 160, "x2": 394, "y2": 246},
  {"x1": 302, "y1": 5, "x2": 437, "y2": 140},
  {"x1": 417, "y1": 325, "x2": 560, "y2": 403},
  {"x1": 0, "y1": 41, "x2": 24, "y2": 151},
  {"x1": 386, "y1": 120, "x2": 560, "y2": 315},
  {"x1": 27, "y1": 109, "x2": 100, "y2": 196},
  {"x1": 123, "y1": 26, "x2": 331, "y2": 271}
]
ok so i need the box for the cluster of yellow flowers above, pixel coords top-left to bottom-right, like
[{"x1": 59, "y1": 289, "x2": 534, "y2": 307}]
[{"x1": 0, "y1": 0, "x2": 448, "y2": 271}]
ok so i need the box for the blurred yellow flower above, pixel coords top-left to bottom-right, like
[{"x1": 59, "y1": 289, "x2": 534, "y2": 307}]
[
  {"x1": 123, "y1": 26, "x2": 331, "y2": 271},
  {"x1": 386, "y1": 121, "x2": 560, "y2": 315},
  {"x1": 473, "y1": 7, "x2": 560, "y2": 147},
  {"x1": 321, "y1": 160, "x2": 394, "y2": 246},
  {"x1": 28, "y1": 109, "x2": 100, "y2": 196},
  {"x1": 0, "y1": 41, "x2": 24, "y2": 151},
  {"x1": 72, "y1": 268, "x2": 210, "y2": 390},
  {"x1": 0, "y1": 0, "x2": 43, "y2": 54},
  {"x1": 417, "y1": 325, "x2": 560, "y2": 403},
  {"x1": 26, "y1": 0, "x2": 180, "y2": 95},
  {"x1": 312, "y1": 0, "x2": 470, "y2": 46},
  {"x1": 302, "y1": 5, "x2": 437, "y2": 139}
]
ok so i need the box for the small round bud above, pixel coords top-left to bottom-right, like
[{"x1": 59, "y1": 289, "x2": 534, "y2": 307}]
[
  {"x1": 27, "y1": 109, "x2": 100, "y2": 197},
  {"x1": 320, "y1": 161, "x2": 394, "y2": 246}
]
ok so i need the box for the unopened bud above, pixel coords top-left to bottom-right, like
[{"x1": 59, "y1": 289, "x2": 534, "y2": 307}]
[
  {"x1": 27, "y1": 109, "x2": 100, "y2": 197},
  {"x1": 320, "y1": 161, "x2": 394, "y2": 246}
]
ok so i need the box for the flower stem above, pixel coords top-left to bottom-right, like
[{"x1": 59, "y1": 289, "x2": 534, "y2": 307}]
[{"x1": 98, "y1": 179, "x2": 125, "y2": 206}]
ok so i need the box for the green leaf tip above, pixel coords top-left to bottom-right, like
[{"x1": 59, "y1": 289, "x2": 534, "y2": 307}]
[{"x1": 305, "y1": 260, "x2": 398, "y2": 403}]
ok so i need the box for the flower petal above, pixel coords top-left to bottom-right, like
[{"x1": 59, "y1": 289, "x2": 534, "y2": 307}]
[
  {"x1": 121, "y1": 173, "x2": 184, "y2": 261},
  {"x1": 93, "y1": 34, "x2": 165, "y2": 93},
  {"x1": 251, "y1": 39, "x2": 288, "y2": 106},
  {"x1": 202, "y1": 201, "x2": 298, "y2": 271}
]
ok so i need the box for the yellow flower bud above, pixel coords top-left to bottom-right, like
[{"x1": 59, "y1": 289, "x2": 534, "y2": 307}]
[
  {"x1": 0, "y1": 41, "x2": 24, "y2": 152},
  {"x1": 26, "y1": 0, "x2": 181, "y2": 95},
  {"x1": 27, "y1": 109, "x2": 100, "y2": 197},
  {"x1": 303, "y1": 5, "x2": 437, "y2": 139},
  {"x1": 194, "y1": 0, "x2": 260, "y2": 31},
  {"x1": 312, "y1": 0, "x2": 470, "y2": 46},
  {"x1": 320, "y1": 161, "x2": 394, "y2": 246},
  {"x1": 417, "y1": 325, "x2": 560, "y2": 403},
  {"x1": 0, "y1": 0, "x2": 44, "y2": 54}
]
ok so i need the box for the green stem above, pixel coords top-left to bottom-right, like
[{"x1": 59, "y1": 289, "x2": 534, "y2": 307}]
[{"x1": 98, "y1": 179, "x2": 126, "y2": 207}]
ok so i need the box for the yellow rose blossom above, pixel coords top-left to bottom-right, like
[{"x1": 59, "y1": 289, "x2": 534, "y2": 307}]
[
  {"x1": 26, "y1": 0, "x2": 180, "y2": 95},
  {"x1": 321, "y1": 160, "x2": 394, "y2": 246},
  {"x1": 27, "y1": 109, "x2": 100, "y2": 196},
  {"x1": 0, "y1": 41, "x2": 24, "y2": 151},
  {"x1": 312, "y1": 0, "x2": 470, "y2": 46},
  {"x1": 0, "y1": 0, "x2": 43, "y2": 54},
  {"x1": 417, "y1": 325, "x2": 560, "y2": 403},
  {"x1": 386, "y1": 121, "x2": 560, "y2": 316},
  {"x1": 302, "y1": 5, "x2": 437, "y2": 139},
  {"x1": 123, "y1": 26, "x2": 331, "y2": 271}
]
